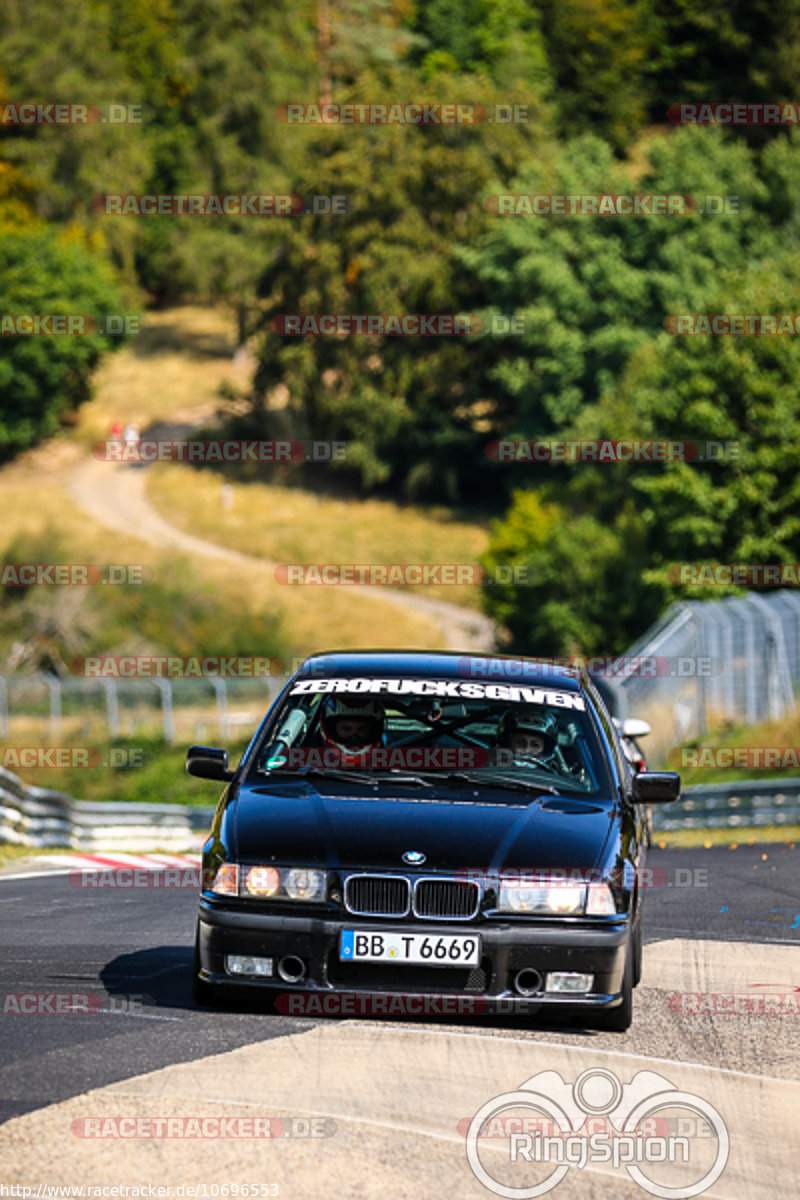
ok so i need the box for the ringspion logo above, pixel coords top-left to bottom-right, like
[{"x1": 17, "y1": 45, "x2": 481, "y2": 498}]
[{"x1": 465, "y1": 1068, "x2": 729, "y2": 1197}]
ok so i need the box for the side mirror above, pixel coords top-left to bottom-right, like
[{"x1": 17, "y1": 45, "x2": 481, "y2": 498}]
[
  {"x1": 621, "y1": 718, "x2": 652, "y2": 740},
  {"x1": 631, "y1": 771, "x2": 680, "y2": 805},
  {"x1": 186, "y1": 745, "x2": 234, "y2": 781}
]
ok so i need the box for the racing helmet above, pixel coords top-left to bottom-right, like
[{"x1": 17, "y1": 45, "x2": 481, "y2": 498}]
[
  {"x1": 497, "y1": 708, "x2": 558, "y2": 755},
  {"x1": 320, "y1": 695, "x2": 385, "y2": 756}
]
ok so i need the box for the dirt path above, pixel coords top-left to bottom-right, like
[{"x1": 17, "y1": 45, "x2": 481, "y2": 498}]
[{"x1": 68, "y1": 455, "x2": 496, "y2": 654}]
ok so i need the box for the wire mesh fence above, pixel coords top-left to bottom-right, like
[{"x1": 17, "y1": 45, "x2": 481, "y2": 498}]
[
  {"x1": 0, "y1": 673, "x2": 287, "y2": 748},
  {"x1": 603, "y1": 590, "x2": 800, "y2": 763}
]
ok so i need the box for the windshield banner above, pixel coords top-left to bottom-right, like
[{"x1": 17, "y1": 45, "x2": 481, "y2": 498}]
[{"x1": 289, "y1": 677, "x2": 586, "y2": 710}]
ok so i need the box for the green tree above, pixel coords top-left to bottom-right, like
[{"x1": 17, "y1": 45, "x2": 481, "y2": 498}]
[
  {"x1": 536, "y1": 0, "x2": 655, "y2": 149},
  {"x1": 475, "y1": 127, "x2": 800, "y2": 652},
  {"x1": 0, "y1": 228, "x2": 129, "y2": 458},
  {"x1": 481, "y1": 490, "x2": 653, "y2": 656},
  {"x1": 248, "y1": 63, "x2": 547, "y2": 497},
  {"x1": 646, "y1": 0, "x2": 800, "y2": 138}
]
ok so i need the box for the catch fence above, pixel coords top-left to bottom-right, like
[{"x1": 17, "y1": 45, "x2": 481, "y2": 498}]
[{"x1": 604, "y1": 590, "x2": 800, "y2": 762}]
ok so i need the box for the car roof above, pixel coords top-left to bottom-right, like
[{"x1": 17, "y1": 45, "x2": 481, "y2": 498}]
[{"x1": 294, "y1": 649, "x2": 584, "y2": 691}]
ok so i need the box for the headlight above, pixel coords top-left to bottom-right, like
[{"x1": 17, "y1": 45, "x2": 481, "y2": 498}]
[
  {"x1": 241, "y1": 865, "x2": 327, "y2": 902},
  {"x1": 244, "y1": 866, "x2": 280, "y2": 896},
  {"x1": 284, "y1": 868, "x2": 326, "y2": 900},
  {"x1": 497, "y1": 879, "x2": 585, "y2": 915},
  {"x1": 496, "y1": 876, "x2": 617, "y2": 916}
]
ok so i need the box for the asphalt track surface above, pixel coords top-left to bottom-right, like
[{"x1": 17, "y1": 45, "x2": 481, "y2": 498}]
[{"x1": 0, "y1": 843, "x2": 798, "y2": 1198}]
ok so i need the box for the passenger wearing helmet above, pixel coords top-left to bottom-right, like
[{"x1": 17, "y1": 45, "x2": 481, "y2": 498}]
[
  {"x1": 496, "y1": 708, "x2": 559, "y2": 767},
  {"x1": 319, "y1": 695, "x2": 385, "y2": 764}
]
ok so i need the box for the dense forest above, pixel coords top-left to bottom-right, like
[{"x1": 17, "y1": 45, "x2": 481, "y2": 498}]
[{"x1": 3, "y1": 0, "x2": 800, "y2": 654}]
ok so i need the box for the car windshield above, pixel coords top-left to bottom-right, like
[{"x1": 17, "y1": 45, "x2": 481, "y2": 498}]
[{"x1": 251, "y1": 676, "x2": 614, "y2": 797}]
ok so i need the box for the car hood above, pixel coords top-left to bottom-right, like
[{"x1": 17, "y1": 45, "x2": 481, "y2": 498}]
[{"x1": 229, "y1": 784, "x2": 616, "y2": 874}]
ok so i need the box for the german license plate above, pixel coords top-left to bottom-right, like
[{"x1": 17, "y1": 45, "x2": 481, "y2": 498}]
[{"x1": 340, "y1": 930, "x2": 480, "y2": 966}]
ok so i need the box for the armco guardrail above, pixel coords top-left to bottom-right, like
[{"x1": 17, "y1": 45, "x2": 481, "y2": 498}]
[
  {"x1": 652, "y1": 777, "x2": 800, "y2": 831},
  {"x1": 0, "y1": 766, "x2": 215, "y2": 853}
]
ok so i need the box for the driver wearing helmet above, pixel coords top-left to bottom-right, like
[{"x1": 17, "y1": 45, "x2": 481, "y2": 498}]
[
  {"x1": 496, "y1": 708, "x2": 560, "y2": 767},
  {"x1": 319, "y1": 694, "x2": 385, "y2": 765}
]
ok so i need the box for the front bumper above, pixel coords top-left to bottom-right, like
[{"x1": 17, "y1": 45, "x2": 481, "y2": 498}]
[{"x1": 196, "y1": 897, "x2": 630, "y2": 1013}]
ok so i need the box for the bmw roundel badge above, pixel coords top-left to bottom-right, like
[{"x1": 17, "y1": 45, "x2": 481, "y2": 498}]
[{"x1": 402, "y1": 850, "x2": 426, "y2": 865}]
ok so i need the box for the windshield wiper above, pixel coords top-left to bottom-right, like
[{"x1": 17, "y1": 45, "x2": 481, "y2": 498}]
[
  {"x1": 408, "y1": 770, "x2": 560, "y2": 796},
  {"x1": 261, "y1": 766, "x2": 434, "y2": 787}
]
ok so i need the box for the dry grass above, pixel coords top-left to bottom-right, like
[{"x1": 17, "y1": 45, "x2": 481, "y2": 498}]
[
  {"x1": 654, "y1": 827, "x2": 800, "y2": 849},
  {"x1": 0, "y1": 462, "x2": 442, "y2": 655},
  {"x1": 668, "y1": 710, "x2": 800, "y2": 784},
  {"x1": 0, "y1": 305, "x2": 459, "y2": 654},
  {"x1": 74, "y1": 303, "x2": 491, "y2": 612},
  {"x1": 0, "y1": 845, "x2": 69, "y2": 867},
  {"x1": 146, "y1": 465, "x2": 489, "y2": 610},
  {"x1": 73, "y1": 305, "x2": 253, "y2": 444}
]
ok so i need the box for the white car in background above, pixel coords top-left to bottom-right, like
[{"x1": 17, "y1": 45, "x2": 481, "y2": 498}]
[
  {"x1": 615, "y1": 717, "x2": 653, "y2": 843},
  {"x1": 615, "y1": 717, "x2": 651, "y2": 774}
]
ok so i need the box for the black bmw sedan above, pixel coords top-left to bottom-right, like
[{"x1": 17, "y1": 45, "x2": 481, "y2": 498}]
[{"x1": 187, "y1": 650, "x2": 679, "y2": 1030}]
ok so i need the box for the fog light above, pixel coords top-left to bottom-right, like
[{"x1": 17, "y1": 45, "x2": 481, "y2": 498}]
[
  {"x1": 545, "y1": 972, "x2": 593, "y2": 994},
  {"x1": 225, "y1": 955, "x2": 274, "y2": 977}
]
